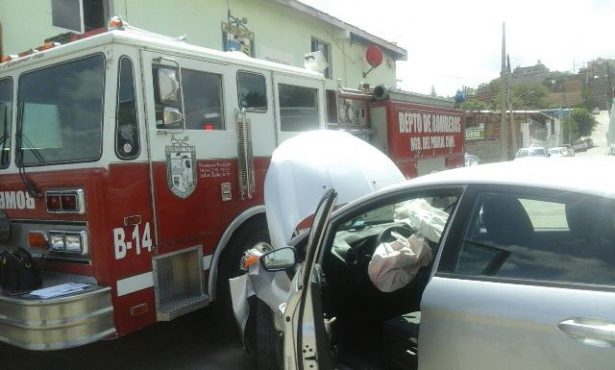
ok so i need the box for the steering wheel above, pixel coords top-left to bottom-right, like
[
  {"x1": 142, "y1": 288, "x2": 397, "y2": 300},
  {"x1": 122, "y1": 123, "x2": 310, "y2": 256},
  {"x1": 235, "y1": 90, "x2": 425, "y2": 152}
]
[{"x1": 375, "y1": 225, "x2": 414, "y2": 247}]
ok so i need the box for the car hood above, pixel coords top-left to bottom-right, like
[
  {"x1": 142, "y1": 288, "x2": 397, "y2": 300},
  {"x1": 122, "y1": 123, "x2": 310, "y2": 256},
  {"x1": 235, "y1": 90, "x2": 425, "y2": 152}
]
[{"x1": 264, "y1": 130, "x2": 405, "y2": 249}]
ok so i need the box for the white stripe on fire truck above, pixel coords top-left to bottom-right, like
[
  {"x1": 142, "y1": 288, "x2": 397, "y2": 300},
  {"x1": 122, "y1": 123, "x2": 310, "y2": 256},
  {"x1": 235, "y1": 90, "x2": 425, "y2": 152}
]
[
  {"x1": 116, "y1": 272, "x2": 154, "y2": 296},
  {"x1": 203, "y1": 255, "x2": 212, "y2": 270}
]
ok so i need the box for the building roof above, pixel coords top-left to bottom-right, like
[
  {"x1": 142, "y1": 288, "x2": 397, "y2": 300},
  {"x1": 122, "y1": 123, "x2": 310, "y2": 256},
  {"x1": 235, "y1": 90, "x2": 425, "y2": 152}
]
[{"x1": 271, "y1": 0, "x2": 407, "y2": 60}]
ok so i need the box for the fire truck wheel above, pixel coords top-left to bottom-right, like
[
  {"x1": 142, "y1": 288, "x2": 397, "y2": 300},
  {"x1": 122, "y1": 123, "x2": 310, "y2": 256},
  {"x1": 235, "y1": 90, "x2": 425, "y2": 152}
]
[
  {"x1": 256, "y1": 299, "x2": 282, "y2": 370},
  {"x1": 217, "y1": 217, "x2": 270, "y2": 311}
]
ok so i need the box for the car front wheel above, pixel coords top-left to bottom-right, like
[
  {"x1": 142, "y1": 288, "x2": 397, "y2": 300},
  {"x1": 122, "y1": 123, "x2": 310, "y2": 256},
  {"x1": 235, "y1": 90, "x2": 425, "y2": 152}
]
[{"x1": 255, "y1": 299, "x2": 283, "y2": 370}]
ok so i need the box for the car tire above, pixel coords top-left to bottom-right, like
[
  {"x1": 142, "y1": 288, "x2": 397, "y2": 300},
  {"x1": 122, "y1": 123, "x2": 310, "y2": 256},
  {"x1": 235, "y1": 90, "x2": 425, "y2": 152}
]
[{"x1": 256, "y1": 299, "x2": 283, "y2": 370}]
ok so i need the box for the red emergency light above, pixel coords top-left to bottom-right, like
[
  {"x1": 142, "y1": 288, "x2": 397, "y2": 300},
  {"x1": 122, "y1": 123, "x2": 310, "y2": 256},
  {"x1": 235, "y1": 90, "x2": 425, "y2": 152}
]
[{"x1": 45, "y1": 190, "x2": 84, "y2": 213}]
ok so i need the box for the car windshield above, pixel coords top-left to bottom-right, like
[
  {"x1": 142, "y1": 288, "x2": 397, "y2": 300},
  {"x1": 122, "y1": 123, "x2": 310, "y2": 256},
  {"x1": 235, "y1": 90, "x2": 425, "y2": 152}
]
[{"x1": 528, "y1": 148, "x2": 546, "y2": 156}]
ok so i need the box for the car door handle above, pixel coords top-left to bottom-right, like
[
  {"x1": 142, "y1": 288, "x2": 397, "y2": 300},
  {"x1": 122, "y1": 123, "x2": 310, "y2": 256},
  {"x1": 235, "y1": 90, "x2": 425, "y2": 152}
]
[{"x1": 558, "y1": 318, "x2": 615, "y2": 347}]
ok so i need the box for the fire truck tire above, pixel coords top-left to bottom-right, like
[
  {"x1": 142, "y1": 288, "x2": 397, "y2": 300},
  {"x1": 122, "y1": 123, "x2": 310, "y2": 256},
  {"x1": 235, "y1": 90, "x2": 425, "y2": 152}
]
[
  {"x1": 256, "y1": 299, "x2": 282, "y2": 370},
  {"x1": 216, "y1": 217, "x2": 270, "y2": 311}
]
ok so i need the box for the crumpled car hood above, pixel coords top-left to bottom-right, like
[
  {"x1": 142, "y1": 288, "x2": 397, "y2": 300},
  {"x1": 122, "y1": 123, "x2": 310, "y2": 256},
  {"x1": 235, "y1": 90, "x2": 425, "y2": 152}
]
[{"x1": 264, "y1": 130, "x2": 405, "y2": 249}]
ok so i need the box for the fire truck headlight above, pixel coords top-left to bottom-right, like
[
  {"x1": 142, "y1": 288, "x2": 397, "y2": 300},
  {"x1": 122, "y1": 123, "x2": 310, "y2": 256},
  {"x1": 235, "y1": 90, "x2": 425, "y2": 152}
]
[
  {"x1": 49, "y1": 233, "x2": 66, "y2": 252},
  {"x1": 49, "y1": 231, "x2": 88, "y2": 254},
  {"x1": 65, "y1": 234, "x2": 82, "y2": 253}
]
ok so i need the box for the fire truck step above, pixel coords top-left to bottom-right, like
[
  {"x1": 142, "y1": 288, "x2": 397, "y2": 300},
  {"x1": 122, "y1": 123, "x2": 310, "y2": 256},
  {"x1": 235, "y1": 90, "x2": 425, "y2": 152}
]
[{"x1": 157, "y1": 294, "x2": 210, "y2": 321}]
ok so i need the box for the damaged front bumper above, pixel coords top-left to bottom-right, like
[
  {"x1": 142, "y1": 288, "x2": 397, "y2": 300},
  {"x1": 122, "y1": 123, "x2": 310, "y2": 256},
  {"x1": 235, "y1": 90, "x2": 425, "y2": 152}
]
[{"x1": 229, "y1": 253, "x2": 292, "y2": 344}]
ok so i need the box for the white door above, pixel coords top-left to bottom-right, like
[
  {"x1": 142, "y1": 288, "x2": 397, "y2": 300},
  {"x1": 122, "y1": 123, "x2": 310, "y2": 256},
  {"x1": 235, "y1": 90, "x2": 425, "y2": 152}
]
[{"x1": 283, "y1": 189, "x2": 337, "y2": 369}]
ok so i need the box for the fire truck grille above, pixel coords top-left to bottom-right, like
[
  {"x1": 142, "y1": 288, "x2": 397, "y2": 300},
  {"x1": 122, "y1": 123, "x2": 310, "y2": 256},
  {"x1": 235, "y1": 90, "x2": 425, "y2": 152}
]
[{"x1": 152, "y1": 246, "x2": 209, "y2": 321}]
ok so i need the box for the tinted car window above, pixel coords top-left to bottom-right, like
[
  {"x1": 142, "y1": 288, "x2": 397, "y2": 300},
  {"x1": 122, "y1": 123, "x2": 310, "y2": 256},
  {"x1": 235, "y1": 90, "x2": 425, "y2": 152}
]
[{"x1": 454, "y1": 192, "x2": 615, "y2": 286}]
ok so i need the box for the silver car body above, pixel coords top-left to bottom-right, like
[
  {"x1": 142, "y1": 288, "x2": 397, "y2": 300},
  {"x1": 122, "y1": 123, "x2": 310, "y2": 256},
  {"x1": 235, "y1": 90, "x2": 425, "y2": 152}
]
[
  {"x1": 251, "y1": 156, "x2": 615, "y2": 370},
  {"x1": 230, "y1": 130, "x2": 405, "y2": 343},
  {"x1": 548, "y1": 146, "x2": 568, "y2": 157}
]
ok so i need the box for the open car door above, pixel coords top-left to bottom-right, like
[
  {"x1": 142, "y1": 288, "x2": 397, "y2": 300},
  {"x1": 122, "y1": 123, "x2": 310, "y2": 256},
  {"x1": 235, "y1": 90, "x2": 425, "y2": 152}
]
[{"x1": 282, "y1": 189, "x2": 337, "y2": 370}]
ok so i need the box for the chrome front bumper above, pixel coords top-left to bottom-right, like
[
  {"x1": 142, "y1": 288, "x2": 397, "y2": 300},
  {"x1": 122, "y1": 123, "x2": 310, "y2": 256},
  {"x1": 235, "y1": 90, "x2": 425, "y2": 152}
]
[{"x1": 0, "y1": 274, "x2": 116, "y2": 350}]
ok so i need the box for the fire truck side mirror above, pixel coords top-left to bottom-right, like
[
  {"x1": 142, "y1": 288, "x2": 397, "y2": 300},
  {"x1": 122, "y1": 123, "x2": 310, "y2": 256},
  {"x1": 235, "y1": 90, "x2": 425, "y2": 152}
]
[
  {"x1": 157, "y1": 68, "x2": 181, "y2": 105},
  {"x1": 163, "y1": 107, "x2": 183, "y2": 126}
]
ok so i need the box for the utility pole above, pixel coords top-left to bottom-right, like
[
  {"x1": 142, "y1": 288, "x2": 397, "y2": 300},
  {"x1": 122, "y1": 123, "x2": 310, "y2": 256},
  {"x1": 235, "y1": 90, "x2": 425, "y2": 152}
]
[
  {"x1": 500, "y1": 23, "x2": 509, "y2": 161},
  {"x1": 563, "y1": 81, "x2": 569, "y2": 146},
  {"x1": 607, "y1": 62, "x2": 613, "y2": 113},
  {"x1": 506, "y1": 54, "x2": 517, "y2": 153}
]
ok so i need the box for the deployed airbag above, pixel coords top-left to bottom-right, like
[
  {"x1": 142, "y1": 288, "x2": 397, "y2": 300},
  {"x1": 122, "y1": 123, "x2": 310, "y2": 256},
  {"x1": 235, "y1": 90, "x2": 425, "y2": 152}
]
[{"x1": 368, "y1": 232, "x2": 433, "y2": 292}]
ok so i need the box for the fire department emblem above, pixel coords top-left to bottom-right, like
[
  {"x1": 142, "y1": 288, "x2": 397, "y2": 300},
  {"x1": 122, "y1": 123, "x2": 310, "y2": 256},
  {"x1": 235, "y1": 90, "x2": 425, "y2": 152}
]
[{"x1": 165, "y1": 135, "x2": 197, "y2": 198}]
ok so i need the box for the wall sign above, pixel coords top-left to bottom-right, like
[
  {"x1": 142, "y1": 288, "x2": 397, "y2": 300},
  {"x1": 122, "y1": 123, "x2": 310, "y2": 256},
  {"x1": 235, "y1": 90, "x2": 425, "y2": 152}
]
[{"x1": 222, "y1": 22, "x2": 254, "y2": 57}]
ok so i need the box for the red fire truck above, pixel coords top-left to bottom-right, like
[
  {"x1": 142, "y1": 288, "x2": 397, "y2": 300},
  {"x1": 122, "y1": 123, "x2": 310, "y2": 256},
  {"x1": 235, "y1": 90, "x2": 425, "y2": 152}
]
[
  {"x1": 0, "y1": 18, "x2": 326, "y2": 350},
  {"x1": 329, "y1": 85, "x2": 465, "y2": 177}
]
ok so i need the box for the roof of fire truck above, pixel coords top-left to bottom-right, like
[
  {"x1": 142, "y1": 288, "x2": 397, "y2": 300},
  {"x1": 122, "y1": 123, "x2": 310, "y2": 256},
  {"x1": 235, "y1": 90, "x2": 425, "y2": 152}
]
[{"x1": 0, "y1": 17, "x2": 325, "y2": 81}]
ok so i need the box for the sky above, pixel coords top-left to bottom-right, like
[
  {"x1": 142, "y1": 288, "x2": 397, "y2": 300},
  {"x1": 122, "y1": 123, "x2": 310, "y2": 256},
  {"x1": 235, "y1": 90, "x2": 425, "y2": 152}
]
[{"x1": 300, "y1": 0, "x2": 615, "y2": 97}]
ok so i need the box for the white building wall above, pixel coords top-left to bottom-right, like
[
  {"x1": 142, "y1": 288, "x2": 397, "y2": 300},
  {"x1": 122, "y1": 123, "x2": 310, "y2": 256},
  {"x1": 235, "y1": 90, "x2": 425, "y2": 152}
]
[{"x1": 0, "y1": 0, "x2": 402, "y2": 91}]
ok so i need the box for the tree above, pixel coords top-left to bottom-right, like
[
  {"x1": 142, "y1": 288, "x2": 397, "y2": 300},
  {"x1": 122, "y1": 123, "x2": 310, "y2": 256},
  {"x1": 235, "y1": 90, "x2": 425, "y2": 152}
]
[
  {"x1": 461, "y1": 99, "x2": 490, "y2": 111},
  {"x1": 570, "y1": 107, "x2": 597, "y2": 137},
  {"x1": 562, "y1": 117, "x2": 579, "y2": 145},
  {"x1": 471, "y1": 81, "x2": 549, "y2": 110},
  {"x1": 510, "y1": 84, "x2": 547, "y2": 109}
]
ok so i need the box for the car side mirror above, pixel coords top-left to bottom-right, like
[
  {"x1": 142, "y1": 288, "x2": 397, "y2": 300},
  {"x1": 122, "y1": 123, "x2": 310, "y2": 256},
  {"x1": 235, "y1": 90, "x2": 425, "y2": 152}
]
[{"x1": 260, "y1": 247, "x2": 297, "y2": 271}]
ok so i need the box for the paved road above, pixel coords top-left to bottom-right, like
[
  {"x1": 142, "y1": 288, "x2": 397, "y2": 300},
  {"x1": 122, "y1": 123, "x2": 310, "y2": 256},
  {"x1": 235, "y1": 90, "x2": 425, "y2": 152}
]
[{"x1": 0, "y1": 306, "x2": 255, "y2": 370}]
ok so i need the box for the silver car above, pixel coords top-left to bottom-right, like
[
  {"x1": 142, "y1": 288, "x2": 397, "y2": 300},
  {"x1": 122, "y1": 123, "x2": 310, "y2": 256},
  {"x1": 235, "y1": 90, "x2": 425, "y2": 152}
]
[
  {"x1": 547, "y1": 146, "x2": 568, "y2": 157},
  {"x1": 232, "y1": 153, "x2": 615, "y2": 369},
  {"x1": 514, "y1": 146, "x2": 548, "y2": 159}
]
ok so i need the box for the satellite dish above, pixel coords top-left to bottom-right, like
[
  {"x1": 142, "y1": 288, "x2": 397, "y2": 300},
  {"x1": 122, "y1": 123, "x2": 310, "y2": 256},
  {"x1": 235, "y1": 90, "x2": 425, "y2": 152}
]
[{"x1": 366, "y1": 45, "x2": 383, "y2": 68}]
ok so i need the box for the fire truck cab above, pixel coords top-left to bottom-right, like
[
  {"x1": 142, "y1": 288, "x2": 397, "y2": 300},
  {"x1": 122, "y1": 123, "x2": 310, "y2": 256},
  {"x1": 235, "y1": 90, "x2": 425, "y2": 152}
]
[{"x1": 0, "y1": 19, "x2": 325, "y2": 350}]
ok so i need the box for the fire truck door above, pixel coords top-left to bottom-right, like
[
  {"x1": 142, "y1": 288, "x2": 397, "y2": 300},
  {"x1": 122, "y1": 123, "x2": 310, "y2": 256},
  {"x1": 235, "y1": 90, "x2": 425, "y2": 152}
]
[
  {"x1": 231, "y1": 68, "x2": 277, "y2": 200},
  {"x1": 141, "y1": 51, "x2": 238, "y2": 251},
  {"x1": 232, "y1": 68, "x2": 276, "y2": 158},
  {"x1": 273, "y1": 73, "x2": 326, "y2": 143}
]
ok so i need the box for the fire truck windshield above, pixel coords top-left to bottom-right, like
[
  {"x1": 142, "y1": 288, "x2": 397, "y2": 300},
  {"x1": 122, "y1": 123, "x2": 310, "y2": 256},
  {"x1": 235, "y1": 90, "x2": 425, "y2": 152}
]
[{"x1": 17, "y1": 54, "x2": 105, "y2": 166}]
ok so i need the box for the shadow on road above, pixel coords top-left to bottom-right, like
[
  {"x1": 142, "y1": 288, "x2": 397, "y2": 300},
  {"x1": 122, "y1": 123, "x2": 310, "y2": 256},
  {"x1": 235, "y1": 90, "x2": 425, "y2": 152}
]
[{"x1": 0, "y1": 307, "x2": 254, "y2": 370}]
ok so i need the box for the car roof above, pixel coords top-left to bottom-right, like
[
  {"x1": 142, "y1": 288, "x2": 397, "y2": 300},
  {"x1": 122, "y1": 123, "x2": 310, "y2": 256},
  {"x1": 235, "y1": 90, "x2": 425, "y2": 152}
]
[{"x1": 383, "y1": 157, "x2": 615, "y2": 199}]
